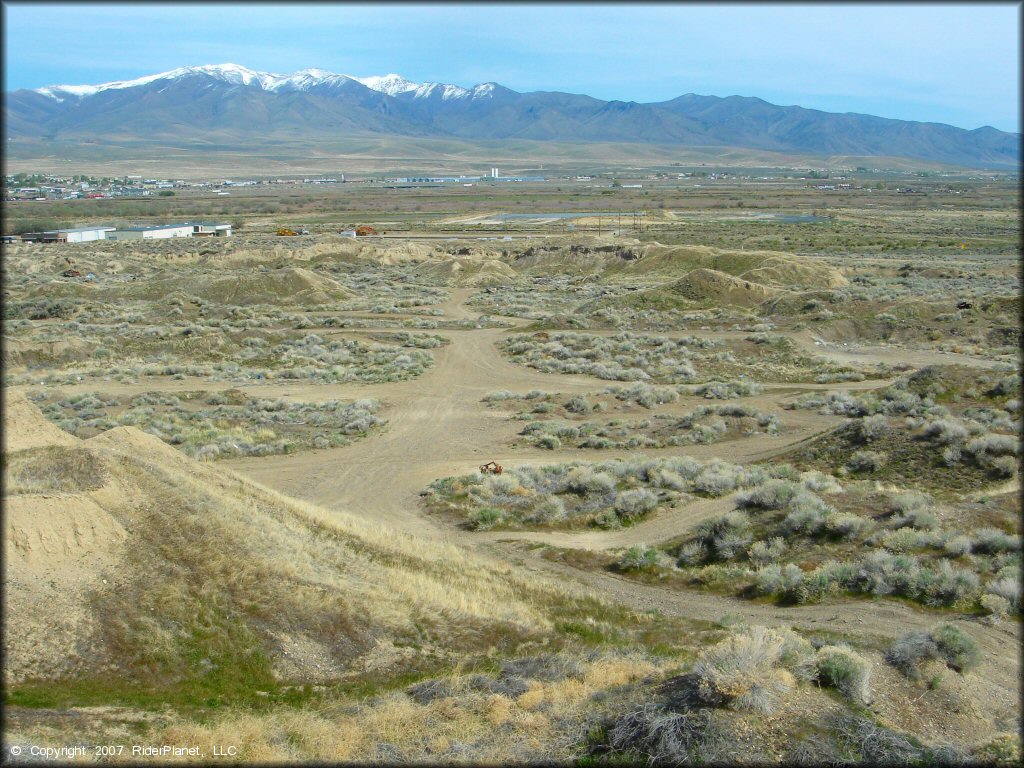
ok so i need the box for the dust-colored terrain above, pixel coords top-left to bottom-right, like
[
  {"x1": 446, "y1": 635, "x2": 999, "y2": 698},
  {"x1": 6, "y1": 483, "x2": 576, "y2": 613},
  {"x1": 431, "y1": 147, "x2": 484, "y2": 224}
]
[{"x1": 3, "y1": 180, "x2": 1021, "y2": 766}]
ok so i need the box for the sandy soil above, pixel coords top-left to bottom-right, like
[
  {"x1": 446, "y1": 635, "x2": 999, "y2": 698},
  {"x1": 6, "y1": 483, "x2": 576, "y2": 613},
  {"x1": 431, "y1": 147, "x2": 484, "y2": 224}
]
[
  {"x1": 6, "y1": 282, "x2": 1019, "y2": 700},
  {"x1": 207, "y1": 290, "x2": 1020, "y2": 706}
]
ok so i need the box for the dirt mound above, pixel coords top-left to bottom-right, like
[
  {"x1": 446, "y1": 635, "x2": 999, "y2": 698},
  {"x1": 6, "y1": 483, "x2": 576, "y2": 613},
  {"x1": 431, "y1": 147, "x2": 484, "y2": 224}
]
[
  {"x1": 604, "y1": 244, "x2": 847, "y2": 289},
  {"x1": 137, "y1": 266, "x2": 355, "y2": 306},
  {"x1": 2, "y1": 390, "x2": 79, "y2": 452},
  {"x1": 3, "y1": 337, "x2": 94, "y2": 368},
  {"x1": 375, "y1": 241, "x2": 438, "y2": 265},
  {"x1": 204, "y1": 267, "x2": 355, "y2": 305},
  {"x1": 760, "y1": 290, "x2": 846, "y2": 316},
  {"x1": 5, "y1": 492, "x2": 128, "y2": 683},
  {"x1": 2, "y1": 397, "x2": 558, "y2": 686},
  {"x1": 666, "y1": 268, "x2": 781, "y2": 307},
  {"x1": 496, "y1": 239, "x2": 846, "y2": 289},
  {"x1": 415, "y1": 257, "x2": 518, "y2": 286},
  {"x1": 738, "y1": 257, "x2": 847, "y2": 289}
]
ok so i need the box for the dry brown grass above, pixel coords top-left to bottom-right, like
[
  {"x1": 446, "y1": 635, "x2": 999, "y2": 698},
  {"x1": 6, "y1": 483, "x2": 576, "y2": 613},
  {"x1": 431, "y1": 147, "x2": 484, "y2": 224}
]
[
  {"x1": 83, "y1": 651, "x2": 665, "y2": 763},
  {"x1": 4, "y1": 393, "x2": 606, "y2": 689}
]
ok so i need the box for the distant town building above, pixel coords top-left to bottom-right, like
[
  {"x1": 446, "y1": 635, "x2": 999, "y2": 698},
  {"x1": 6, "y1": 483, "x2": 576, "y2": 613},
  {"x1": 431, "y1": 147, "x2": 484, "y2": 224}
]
[{"x1": 191, "y1": 222, "x2": 233, "y2": 237}]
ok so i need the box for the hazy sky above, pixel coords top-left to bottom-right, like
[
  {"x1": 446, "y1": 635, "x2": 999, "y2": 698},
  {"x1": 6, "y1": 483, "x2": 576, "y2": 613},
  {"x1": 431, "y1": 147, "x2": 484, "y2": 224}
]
[{"x1": 3, "y1": 2, "x2": 1020, "y2": 132}]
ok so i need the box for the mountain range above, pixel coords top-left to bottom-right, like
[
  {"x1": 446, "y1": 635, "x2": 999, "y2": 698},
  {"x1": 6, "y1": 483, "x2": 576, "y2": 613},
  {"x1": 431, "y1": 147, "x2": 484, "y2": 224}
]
[{"x1": 5, "y1": 63, "x2": 1019, "y2": 169}]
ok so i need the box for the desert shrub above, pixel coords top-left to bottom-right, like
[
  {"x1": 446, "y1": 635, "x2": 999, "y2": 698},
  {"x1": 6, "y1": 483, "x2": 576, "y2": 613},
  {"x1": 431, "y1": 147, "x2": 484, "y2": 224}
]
[
  {"x1": 695, "y1": 379, "x2": 763, "y2": 400},
  {"x1": 986, "y1": 576, "x2": 1020, "y2": 609},
  {"x1": 780, "y1": 492, "x2": 833, "y2": 536},
  {"x1": 801, "y1": 470, "x2": 843, "y2": 494},
  {"x1": 747, "y1": 537, "x2": 787, "y2": 567},
  {"x1": 917, "y1": 560, "x2": 980, "y2": 606},
  {"x1": 618, "y1": 545, "x2": 660, "y2": 572},
  {"x1": 691, "y1": 463, "x2": 741, "y2": 495},
  {"x1": 889, "y1": 491, "x2": 929, "y2": 514},
  {"x1": 755, "y1": 564, "x2": 785, "y2": 596},
  {"x1": 483, "y1": 389, "x2": 519, "y2": 402},
  {"x1": 566, "y1": 467, "x2": 616, "y2": 496},
  {"x1": 805, "y1": 714, "x2": 953, "y2": 764},
  {"x1": 501, "y1": 653, "x2": 585, "y2": 683},
  {"x1": 887, "y1": 623, "x2": 980, "y2": 678},
  {"x1": 754, "y1": 562, "x2": 814, "y2": 601},
  {"x1": 930, "y1": 624, "x2": 981, "y2": 673},
  {"x1": 966, "y1": 433, "x2": 1019, "y2": 458},
  {"x1": 943, "y1": 535, "x2": 973, "y2": 557},
  {"x1": 609, "y1": 382, "x2": 680, "y2": 408},
  {"x1": 692, "y1": 627, "x2": 794, "y2": 713},
  {"x1": 614, "y1": 488, "x2": 658, "y2": 521},
  {"x1": 972, "y1": 527, "x2": 1020, "y2": 554},
  {"x1": 606, "y1": 703, "x2": 721, "y2": 765},
  {"x1": 677, "y1": 541, "x2": 707, "y2": 566},
  {"x1": 942, "y1": 445, "x2": 962, "y2": 466},
  {"x1": 989, "y1": 455, "x2": 1019, "y2": 478},
  {"x1": 737, "y1": 479, "x2": 801, "y2": 510},
  {"x1": 536, "y1": 434, "x2": 561, "y2": 450},
  {"x1": 885, "y1": 630, "x2": 940, "y2": 678},
  {"x1": 847, "y1": 450, "x2": 887, "y2": 472},
  {"x1": 528, "y1": 496, "x2": 567, "y2": 523},
  {"x1": 980, "y1": 593, "x2": 1012, "y2": 618},
  {"x1": 815, "y1": 645, "x2": 872, "y2": 704},
  {"x1": 858, "y1": 414, "x2": 890, "y2": 443},
  {"x1": 823, "y1": 512, "x2": 871, "y2": 540},
  {"x1": 565, "y1": 395, "x2": 593, "y2": 414},
  {"x1": 406, "y1": 678, "x2": 453, "y2": 704},
  {"x1": 696, "y1": 511, "x2": 752, "y2": 561},
  {"x1": 468, "y1": 507, "x2": 503, "y2": 530},
  {"x1": 922, "y1": 418, "x2": 970, "y2": 444},
  {"x1": 971, "y1": 734, "x2": 1022, "y2": 765}
]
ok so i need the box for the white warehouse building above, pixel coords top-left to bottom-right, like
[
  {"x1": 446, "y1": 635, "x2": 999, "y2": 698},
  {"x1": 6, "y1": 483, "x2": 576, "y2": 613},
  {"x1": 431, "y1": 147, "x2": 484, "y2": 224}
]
[
  {"x1": 106, "y1": 224, "x2": 195, "y2": 241},
  {"x1": 37, "y1": 226, "x2": 115, "y2": 243},
  {"x1": 191, "y1": 222, "x2": 232, "y2": 237}
]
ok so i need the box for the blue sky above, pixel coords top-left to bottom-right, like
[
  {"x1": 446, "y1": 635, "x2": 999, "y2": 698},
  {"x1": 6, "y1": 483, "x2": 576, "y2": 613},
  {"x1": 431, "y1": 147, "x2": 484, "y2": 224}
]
[{"x1": 3, "y1": 2, "x2": 1020, "y2": 132}]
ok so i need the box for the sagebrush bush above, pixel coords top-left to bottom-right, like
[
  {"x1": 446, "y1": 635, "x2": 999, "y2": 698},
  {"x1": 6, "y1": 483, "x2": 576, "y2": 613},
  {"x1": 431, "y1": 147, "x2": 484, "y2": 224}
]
[
  {"x1": 980, "y1": 593, "x2": 1012, "y2": 618},
  {"x1": 815, "y1": 646, "x2": 872, "y2": 704},
  {"x1": 972, "y1": 527, "x2": 1020, "y2": 554},
  {"x1": 930, "y1": 624, "x2": 981, "y2": 673},
  {"x1": 614, "y1": 488, "x2": 658, "y2": 520},
  {"x1": 468, "y1": 507, "x2": 503, "y2": 530},
  {"x1": 923, "y1": 418, "x2": 970, "y2": 444},
  {"x1": 801, "y1": 470, "x2": 843, "y2": 494},
  {"x1": 618, "y1": 545, "x2": 660, "y2": 572},
  {"x1": 747, "y1": 537, "x2": 786, "y2": 567},
  {"x1": 989, "y1": 455, "x2": 1019, "y2": 478},
  {"x1": 693, "y1": 627, "x2": 794, "y2": 713},
  {"x1": 737, "y1": 479, "x2": 801, "y2": 510},
  {"x1": 887, "y1": 624, "x2": 980, "y2": 677},
  {"x1": 847, "y1": 450, "x2": 887, "y2": 472},
  {"x1": 986, "y1": 576, "x2": 1020, "y2": 608},
  {"x1": 966, "y1": 433, "x2": 1019, "y2": 458},
  {"x1": 606, "y1": 704, "x2": 720, "y2": 765},
  {"x1": 858, "y1": 414, "x2": 889, "y2": 443},
  {"x1": 885, "y1": 631, "x2": 939, "y2": 678}
]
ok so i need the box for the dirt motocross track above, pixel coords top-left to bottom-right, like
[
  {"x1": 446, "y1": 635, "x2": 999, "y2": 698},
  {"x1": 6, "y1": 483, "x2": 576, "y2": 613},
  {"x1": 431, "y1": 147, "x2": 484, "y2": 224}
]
[{"x1": 214, "y1": 288, "x2": 1020, "y2": 699}]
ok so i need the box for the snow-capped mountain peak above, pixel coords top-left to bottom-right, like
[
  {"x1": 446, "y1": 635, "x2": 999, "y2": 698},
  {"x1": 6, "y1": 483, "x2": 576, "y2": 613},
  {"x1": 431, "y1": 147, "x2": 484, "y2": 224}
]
[
  {"x1": 32, "y1": 64, "x2": 493, "y2": 101},
  {"x1": 354, "y1": 74, "x2": 419, "y2": 96}
]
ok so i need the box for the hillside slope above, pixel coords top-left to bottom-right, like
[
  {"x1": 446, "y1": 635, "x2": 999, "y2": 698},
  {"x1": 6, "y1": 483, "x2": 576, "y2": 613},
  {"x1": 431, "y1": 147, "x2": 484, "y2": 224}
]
[{"x1": 2, "y1": 390, "x2": 566, "y2": 688}]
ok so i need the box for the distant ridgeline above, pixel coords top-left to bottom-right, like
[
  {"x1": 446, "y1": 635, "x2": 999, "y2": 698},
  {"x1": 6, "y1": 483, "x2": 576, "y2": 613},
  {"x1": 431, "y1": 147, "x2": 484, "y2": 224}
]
[{"x1": 4, "y1": 64, "x2": 1019, "y2": 169}]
